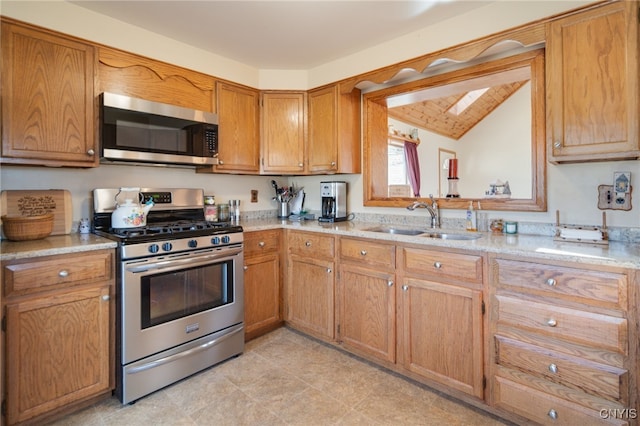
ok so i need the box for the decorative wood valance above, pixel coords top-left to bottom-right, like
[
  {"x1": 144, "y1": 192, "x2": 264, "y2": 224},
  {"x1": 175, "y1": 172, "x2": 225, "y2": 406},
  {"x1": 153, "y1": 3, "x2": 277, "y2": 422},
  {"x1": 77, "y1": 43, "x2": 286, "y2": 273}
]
[{"x1": 339, "y1": 22, "x2": 546, "y2": 94}]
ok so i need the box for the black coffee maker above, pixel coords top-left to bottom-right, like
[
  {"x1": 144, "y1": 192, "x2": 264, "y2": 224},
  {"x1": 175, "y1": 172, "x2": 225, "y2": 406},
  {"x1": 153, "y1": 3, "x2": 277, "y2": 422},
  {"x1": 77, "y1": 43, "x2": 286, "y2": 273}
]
[{"x1": 319, "y1": 181, "x2": 348, "y2": 222}]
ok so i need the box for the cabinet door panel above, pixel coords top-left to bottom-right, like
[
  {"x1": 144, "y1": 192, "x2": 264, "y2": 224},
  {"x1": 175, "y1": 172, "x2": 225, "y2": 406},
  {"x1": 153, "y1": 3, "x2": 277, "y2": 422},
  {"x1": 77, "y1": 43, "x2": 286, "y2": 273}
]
[
  {"x1": 213, "y1": 81, "x2": 260, "y2": 173},
  {"x1": 286, "y1": 256, "x2": 334, "y2": 340},
  {"x1": 261, "y1": 92, "x2": 306, "y2": 174},
  {"x1": 308, "y1": 86, "x2": 338, "y2": 173},
  {"x1": 401, "y1": 277, "x2": 484, "y2": 398},
  {"x1": 244, "y1": 253, "x2": 281, "y2": 338},
  {"x1": 547, "y1": 1, "x2": 639, "y2": 161},
  {"x1": 338, "y1": 264, "x2": 395, "y2": 363},
  {"x1": 6, "y1": 285, "x2": 112, "y2": 424},
  {"x1": 2, "y1": 21, "x2": 97, "y2": 166}
]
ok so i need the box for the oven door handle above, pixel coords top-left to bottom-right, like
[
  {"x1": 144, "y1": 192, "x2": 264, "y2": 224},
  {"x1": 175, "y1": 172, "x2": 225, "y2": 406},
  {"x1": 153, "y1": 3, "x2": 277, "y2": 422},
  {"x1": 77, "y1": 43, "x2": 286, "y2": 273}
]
[
  {"x1": 126, "y1": 324, "x2": 244, "y2": 375},
  {"x1": 126, "y1": 247, "x2": 243, "y2": 273}
]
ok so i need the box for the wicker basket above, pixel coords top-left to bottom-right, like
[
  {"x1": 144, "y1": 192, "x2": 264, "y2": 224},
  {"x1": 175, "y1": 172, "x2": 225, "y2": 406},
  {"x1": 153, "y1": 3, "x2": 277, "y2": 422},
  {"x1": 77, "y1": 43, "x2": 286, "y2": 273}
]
[{"x1": 1, "y1": 213, "x2": 54, "y2": 241}]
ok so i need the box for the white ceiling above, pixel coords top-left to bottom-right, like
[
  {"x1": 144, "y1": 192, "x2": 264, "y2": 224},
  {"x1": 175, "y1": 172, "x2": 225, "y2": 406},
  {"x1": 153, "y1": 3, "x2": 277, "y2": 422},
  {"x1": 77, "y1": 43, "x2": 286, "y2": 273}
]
[{"x1": 69, "y1": 1, "x2": 492, "y2": 69}]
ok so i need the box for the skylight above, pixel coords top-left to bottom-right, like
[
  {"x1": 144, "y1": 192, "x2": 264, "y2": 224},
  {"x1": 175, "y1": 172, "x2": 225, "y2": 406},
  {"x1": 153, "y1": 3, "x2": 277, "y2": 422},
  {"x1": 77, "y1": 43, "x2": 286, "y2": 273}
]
[{"x1": 448, "y1": 87, "x2": 489, "y2": 116}]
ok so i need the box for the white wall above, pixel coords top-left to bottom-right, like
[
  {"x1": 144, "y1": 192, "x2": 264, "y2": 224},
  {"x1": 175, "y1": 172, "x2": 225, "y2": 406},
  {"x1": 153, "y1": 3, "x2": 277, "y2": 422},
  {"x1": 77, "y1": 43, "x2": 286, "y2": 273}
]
[{"x1": 1, "y1": 0, "x2": 638, "y2": 229}]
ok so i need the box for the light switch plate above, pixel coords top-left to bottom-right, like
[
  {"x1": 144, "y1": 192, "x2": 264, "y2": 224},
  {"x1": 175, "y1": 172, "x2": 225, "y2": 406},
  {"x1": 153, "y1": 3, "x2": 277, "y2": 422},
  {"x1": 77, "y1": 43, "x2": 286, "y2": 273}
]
[{"x1": 598, "y1": 184, "x2": 632, "y2": 210}]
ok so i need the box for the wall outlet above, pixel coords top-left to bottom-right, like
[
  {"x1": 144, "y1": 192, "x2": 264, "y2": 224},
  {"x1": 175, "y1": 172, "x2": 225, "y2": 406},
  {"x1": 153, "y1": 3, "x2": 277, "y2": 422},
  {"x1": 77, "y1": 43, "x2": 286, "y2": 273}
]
[
  {"x1": 250, "y1": 190, "x2": 258, "y2": 203},
  {"x1": 597, "y1": 185, "x2": 632, "y2": 210}
]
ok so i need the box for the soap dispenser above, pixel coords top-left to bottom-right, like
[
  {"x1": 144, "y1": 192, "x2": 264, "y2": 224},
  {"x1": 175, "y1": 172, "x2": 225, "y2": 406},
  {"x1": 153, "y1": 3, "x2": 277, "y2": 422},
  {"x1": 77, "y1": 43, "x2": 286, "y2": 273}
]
[{"x1": 466, "y1": 201, "x2": 477, "y2": 231}]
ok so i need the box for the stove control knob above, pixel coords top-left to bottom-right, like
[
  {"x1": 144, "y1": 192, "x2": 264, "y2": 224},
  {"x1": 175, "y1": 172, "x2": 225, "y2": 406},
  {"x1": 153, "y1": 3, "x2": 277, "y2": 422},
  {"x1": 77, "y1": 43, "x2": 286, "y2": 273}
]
[
  {"x1": 222, "y1": 235, "x2": 231, "y2": 244},
  {"x1": 149, "y1": 244, "x2": 159, "y2": 254},
  {"x1": 211, "y1": 236, "x2": 221, "y2": 245},
  {"x1": 188, "y1": 239, "x2": 198, "y2": 248},
  {"x1": 162, "y1": 242, "x2": 173, "y2": 252}
]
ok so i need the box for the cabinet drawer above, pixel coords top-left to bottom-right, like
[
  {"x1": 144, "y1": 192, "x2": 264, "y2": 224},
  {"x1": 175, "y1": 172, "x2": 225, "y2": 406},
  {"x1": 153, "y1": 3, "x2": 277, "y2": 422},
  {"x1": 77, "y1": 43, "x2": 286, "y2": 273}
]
[
  {"x1": 401, "y1": 246, "x2": 482, "y2": 284},
  {"x1": 288, "y1": 231, "x2": 334, "y2": 259},
  {"x1": 244, "y1": 229, "x2": 280, "y2": 257},
  {"x1": 495, "y1": 294, "x2": 627, "y2": 354},
  {"x1": 494, "y1": 258, "x2": 627, "y2": 310},
  {"x1": 493, "y1": 376, "x2": 628, "y2": 426},
  {"x1": 3, "y1": 250, "x2": 113, "y2": 296},
  {"x1": 340, "y1": 237, "x2": 395, "y2": 269},
  {"x1": 495, "y1": 335, "x2": 628, "y2": 404}
]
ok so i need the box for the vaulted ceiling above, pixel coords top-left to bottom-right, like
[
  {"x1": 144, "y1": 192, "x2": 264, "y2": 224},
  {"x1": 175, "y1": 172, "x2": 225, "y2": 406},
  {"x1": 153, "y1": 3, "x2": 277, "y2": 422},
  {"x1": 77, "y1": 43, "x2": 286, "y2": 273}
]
[{"x1": 388, "y1": 80, "x2": 528, "y2": 140}]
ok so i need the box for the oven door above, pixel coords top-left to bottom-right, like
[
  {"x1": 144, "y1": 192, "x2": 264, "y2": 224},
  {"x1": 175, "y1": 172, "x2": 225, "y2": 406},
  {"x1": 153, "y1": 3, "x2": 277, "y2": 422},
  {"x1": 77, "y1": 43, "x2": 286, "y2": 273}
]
[{"x1": 121, "y1": 245, "x2": 243, "y2": 365}]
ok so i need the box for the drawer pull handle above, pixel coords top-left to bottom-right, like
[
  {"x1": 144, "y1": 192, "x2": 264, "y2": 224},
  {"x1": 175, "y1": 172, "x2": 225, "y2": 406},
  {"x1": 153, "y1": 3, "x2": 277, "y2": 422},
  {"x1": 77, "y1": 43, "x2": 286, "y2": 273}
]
[
  {"x1": 548, "y1": 363, "x2": 558, "y2": 374},
  {"x1": 101, "y1": 295, "x2": 110, "y2": 301},
  {"x1": 433, "y1": 261, "x2": 442, "y2": 269},
  {"x1": 58, "y1": 270, "x2": 69, "y2": 277},
  {"x1": 547, "y1": 318, "x2": 557, "y2": 327},
  {"x1": 258, "y1": 241, "x2": 265, "y2": 247},
  {"x1": 387, "y1": 280, "x2": 393, "y2": 287},
  {"x1": 546, "y1": 278, "x2": 557, "y2": 286},
  {"x1": 305, "y1": 241, "x2": 312, "y2": 247},
  {"x1": 402, "y1": 285, "x2": 408, "y2": 291},
  {"x1": 360, "y1": 250, "x2": 367, "y2": 256},
  {"x1": 548, "y1": 409, "x2": 558, "y2": 420}
]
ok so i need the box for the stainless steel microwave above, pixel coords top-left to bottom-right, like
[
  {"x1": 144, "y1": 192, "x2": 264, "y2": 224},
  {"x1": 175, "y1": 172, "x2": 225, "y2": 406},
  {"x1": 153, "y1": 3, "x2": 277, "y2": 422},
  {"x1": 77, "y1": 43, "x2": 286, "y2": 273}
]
[{"x1": 100, "y1": 92, "x2": 218, "y2": 167}]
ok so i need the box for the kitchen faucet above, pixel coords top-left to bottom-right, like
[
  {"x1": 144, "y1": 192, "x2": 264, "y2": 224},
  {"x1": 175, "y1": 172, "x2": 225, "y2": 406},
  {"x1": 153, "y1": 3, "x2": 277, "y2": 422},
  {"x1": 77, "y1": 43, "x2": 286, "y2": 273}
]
[{"x1": 407, "y1": 195, "x2": 440, "y2": 229}]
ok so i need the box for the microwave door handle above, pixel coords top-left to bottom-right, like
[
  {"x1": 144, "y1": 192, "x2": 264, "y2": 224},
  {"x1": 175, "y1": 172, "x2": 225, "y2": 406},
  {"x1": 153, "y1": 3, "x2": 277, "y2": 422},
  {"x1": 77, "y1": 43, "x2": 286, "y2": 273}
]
[{"x1": 126, "y1": 247, "x2": 242, "y2": 274}]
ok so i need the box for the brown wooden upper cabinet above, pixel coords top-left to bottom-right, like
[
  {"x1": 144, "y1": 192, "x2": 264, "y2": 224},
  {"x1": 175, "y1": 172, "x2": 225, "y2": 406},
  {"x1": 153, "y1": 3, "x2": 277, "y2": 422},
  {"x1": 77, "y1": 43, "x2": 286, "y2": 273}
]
[
  {"x1": 210, "y1": 81, "x2": 261, "y2": 174},
  {"x1": 546, "y1": 1, "x2": 640, "y2": 163},
  {"x1": 307, "y1": 84, "x2": 361, "y2": 174},
  {"x1": 1, "y1": 19, "x2": 98, "y2": 167},
  {"x1": 260, "y1": 91, "x2": 307, "y2": 174}
]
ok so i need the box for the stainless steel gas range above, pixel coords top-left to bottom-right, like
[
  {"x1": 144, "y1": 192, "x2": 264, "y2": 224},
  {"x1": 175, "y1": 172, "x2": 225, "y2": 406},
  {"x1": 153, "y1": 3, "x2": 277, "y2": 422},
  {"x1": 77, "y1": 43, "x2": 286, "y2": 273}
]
[{"x1": 93, "y1": 188, "x2": 244, "y2": 404}]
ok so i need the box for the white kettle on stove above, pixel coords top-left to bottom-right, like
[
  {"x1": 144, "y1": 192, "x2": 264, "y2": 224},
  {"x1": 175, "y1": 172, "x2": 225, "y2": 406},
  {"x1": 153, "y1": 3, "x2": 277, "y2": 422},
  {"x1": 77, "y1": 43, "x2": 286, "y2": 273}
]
[{"x1": 111, "y1": 187, "x2": 154, "y2": 228}]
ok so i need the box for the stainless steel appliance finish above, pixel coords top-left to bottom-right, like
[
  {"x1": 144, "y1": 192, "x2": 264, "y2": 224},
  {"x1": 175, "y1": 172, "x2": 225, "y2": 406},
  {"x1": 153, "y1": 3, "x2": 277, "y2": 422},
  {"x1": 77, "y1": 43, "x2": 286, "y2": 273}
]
[
  {"x1": 93, "y1": 188, "x2": 244, "y2": 404},
  {"x1": 319, "y1": 181, "x2": 348, "y2": 222},
  {"x1": 100, "y1": 92, "x2": 219, "y2": 167}
]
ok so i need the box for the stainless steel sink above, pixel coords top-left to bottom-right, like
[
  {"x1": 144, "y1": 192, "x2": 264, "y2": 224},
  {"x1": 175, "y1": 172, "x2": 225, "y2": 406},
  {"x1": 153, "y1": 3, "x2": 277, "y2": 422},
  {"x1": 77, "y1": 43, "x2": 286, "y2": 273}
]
[
  {"x1": 365, "y1": 227, "x2": 426, "y2": 236},
  {"x1": 422, "y1": 232, "x2": 482, "y2": 240}
]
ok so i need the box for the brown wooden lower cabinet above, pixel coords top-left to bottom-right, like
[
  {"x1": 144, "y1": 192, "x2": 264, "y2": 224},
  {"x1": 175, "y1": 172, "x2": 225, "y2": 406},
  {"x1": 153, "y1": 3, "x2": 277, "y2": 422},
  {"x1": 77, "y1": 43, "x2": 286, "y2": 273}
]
[
  {"x1": 488, "y1": 254, "x2": 638, "y2": 425},
  {"x1": 285, "y1": 230, "x2": 336, "y2": 341},
  {"x1": 2, "y1": 249, "x2": 115, "y2": 425},
  {"x1": 243, "y1": 229, "x2": 282, "y2": 340}
]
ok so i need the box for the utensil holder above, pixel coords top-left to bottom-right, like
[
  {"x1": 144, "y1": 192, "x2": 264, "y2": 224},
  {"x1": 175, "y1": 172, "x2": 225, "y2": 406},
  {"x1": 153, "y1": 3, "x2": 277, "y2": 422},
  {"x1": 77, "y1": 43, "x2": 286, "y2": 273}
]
[{"x1": 278, "y1": 202, "x2": 290, "y2": 218}]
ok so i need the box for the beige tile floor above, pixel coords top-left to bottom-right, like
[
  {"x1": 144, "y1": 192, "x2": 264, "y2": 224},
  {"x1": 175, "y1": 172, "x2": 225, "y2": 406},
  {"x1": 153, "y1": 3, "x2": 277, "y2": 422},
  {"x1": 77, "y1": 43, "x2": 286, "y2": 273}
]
[{"x1": 50, "y1": 327, "x2": 512, "y2": 425}]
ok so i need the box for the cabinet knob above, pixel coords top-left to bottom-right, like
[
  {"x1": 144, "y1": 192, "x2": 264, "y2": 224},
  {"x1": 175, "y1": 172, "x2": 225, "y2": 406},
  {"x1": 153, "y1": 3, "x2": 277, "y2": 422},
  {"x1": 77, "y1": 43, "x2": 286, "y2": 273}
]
[
  {"x1": 402, "y1": 285, "x2": 408, "y2": 291},
  {"x1": 243, "y1": 266, "x2": 248, "y2": 270},
  {"x1": 298, "y1": 163, "x2": 303, "y2": 168},
  {"x1": 548, "y1": 409, "x2": 558, "y2": 420},
  {"x1": 327, "y1": 268, "x2": 332, "y2": 274},
  {"x1": 219, "y1": 160, "x2": 224, "y2": 165},
  {"x1": 58, "y1": 270, "x2": 69, "y2": 277},
  {"x1": 360, "y1": 250, "x2": 367, "y2": 256},
  {"x1": 87, "y1": 148, "x2": 95, "y2": 156},
  {"x1": 101, "y1": 294, "x2": 110, "y2": 301},
  {"x1": 305, "y1": 241, "x2": 312, "y2": 247},
  {"x1": 553, "y1": 141, "x2": 562, "y2": 149},
  {"x1": 331, "y1": 161, "x2": 336, "y2": 167},
  {"x1": 258, "y1": 241, "x2": 265, "y2": 247},
  {"x1": 433, "y1": 261, "x2": 442, "y2": 269},
  {"x1": 546, "y1": 278, "x2": 557, "y2": 286},
  {"x1": 387, "y1": 280, "x2": 393, "y2": 287},
  {"x1": 548, "y1": 363, "x2": 558, "y2": 374},
  {"x1": 547, "y1": 318, "x2": 557, "y2": 327}
]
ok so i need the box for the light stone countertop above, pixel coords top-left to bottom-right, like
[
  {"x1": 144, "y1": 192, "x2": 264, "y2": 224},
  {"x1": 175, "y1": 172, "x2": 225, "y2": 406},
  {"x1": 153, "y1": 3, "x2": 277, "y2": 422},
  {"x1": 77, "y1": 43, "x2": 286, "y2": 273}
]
[
  {"x1": 1, "y1": 219, "x2": 638, "y2": 269},
  {"x1": 1, "y1": 233, "x2": 117, "y2": 261},
  {"x1": 242, "y1": 218, "x2": 640, "y2": 270}
]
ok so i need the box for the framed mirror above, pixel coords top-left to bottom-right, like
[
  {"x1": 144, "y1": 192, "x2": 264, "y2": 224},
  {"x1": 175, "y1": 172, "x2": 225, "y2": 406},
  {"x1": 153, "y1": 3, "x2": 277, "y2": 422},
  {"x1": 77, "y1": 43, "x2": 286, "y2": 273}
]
[{"x1": 363, "y1": 48, "x2": 546, "y2": 211}]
